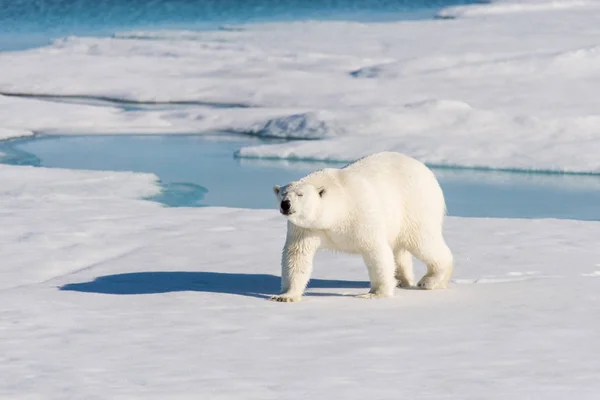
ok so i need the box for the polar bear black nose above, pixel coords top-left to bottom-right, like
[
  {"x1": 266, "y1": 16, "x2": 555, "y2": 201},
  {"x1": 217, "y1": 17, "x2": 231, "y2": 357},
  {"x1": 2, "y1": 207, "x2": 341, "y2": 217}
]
[{"x1": 280, "y1": 199, "x2": 291, "y2": 214}]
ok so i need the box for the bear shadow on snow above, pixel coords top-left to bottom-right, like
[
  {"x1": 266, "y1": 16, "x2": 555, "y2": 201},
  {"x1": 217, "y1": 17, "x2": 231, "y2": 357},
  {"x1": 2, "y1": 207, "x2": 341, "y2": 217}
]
[{"x1": 59, "y1": 271, "x2": 369, "y2": 299}]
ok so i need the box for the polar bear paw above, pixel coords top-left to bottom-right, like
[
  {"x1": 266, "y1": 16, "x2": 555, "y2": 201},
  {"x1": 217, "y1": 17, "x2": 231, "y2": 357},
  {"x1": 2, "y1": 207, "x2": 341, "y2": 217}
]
[
  {"x1": 269, "y1": 294, "x2": 302, "y2": 303},
  {"x1": 356, "y1": 289, "x2": 394, "y2": 299},
  {"x1": 396, "y1": 280, "x2": 414, "y2": 289},
  {"x1": 417, "y1": 275, "x2": 449, "y2": 290}
]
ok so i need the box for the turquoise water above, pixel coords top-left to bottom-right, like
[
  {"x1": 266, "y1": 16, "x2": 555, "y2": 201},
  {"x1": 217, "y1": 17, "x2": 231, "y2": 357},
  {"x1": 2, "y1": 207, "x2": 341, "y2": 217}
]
[
  {"x1": 2, "y1": 0, "x2": 599, "y2": 222},
  {"x1": 0, "y1": 0, "x2": 476, "y2": 51},
  {"x1": 0, "y1": 0, "x2": 474, "y2": 33},
  {"x1": 2, "y1": 134, "x2": 600, "y2": 221}
]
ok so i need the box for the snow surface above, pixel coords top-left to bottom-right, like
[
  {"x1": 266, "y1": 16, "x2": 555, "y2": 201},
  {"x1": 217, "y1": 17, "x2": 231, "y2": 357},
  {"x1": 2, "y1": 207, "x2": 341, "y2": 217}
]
[
  {"x1": 437, "y1": 0, "x2": 600, "y2": 18},
  {"x1": 0, "y1": 94, "x2": 268, "y2": 137},
  {"x1": 1, "y1": 164, "x2": 600, "y2": 398},
  {"x1": 0, "y1": 127, "x2": 31, "y2": 141},
  {"x1": 1, "y1": 0, "x2": 600, "y2": 172},
  {"x1": 2, "y1": 1, "x2": 600, "y2": 397}
]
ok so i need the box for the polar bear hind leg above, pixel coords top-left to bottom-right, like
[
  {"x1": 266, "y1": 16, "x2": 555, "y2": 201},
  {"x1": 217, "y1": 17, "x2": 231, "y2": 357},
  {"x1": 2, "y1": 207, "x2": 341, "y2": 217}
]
[
  {"x1": 356, "y1": 243, "x2": 397, "y2": 299},
  {"x1": 394, "y1": 247, "x2": 415, "y2": 288},
  {"x1": 411, "y1": 235, "x2": 454, "y2": 290}
]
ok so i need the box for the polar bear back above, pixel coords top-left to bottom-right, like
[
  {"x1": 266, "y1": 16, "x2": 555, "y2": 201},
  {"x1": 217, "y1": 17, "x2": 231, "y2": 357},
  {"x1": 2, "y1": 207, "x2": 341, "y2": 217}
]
[{"x1": 305, "y1": 152, "x2": 446, "y2": 250}]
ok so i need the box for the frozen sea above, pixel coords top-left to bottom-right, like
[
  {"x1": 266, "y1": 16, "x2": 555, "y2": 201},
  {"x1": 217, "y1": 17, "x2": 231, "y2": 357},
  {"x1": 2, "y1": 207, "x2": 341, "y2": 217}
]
[
  {"x1": 2, "y1": 133, "x2": 600, "y2": 221},
  {"x1": 1, "y1": 0, "x2": 600, "y2": 399}
]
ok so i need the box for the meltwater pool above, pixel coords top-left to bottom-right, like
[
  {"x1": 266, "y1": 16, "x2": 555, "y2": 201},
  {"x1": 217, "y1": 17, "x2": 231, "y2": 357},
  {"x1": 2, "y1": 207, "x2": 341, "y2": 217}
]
[{"x1": 1, "y1": 134, "x2": 599, "y2": 221}]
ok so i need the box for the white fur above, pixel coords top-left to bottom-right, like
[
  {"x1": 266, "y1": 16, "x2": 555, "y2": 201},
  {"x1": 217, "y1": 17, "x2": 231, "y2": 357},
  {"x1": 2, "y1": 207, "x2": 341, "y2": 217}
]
[{"x1": 271, "y1": 151, "x2": 454, "y2": 302}]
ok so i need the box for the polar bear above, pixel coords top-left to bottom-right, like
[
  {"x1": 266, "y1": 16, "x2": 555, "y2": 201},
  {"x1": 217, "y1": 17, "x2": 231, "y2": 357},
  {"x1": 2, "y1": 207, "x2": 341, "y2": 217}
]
[{"x1": 271, "y1": 151, "x2": 453, "y2": 302}]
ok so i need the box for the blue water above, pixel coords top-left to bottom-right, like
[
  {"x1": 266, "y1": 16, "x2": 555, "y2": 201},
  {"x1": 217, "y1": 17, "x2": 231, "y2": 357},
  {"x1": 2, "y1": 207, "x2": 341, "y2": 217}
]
[
  {"x1": 0, "y1": 0, "x2": 476, "y2": 51},
  {"x1": 2, "y1": 134, "x2": 600, "y2": 221},
  {"x1": 2, "y1": 0, "x2": 599, "y2": 222}
]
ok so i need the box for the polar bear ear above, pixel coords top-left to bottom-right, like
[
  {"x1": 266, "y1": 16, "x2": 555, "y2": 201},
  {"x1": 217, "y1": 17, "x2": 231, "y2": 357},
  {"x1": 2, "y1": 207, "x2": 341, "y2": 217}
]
[
  {"x1": 318, "y1": 187, "x2": 326, "y2": 197},
  {"x1": 273, "y1": 185, "x2": 281, "y2": 196}
]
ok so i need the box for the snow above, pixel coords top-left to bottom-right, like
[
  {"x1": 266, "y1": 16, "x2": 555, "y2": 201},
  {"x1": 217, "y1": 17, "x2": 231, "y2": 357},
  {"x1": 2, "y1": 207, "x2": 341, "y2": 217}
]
[
  {"x1": 437, "y1": 0, "x2": 600, "y2": 18},
  {"x1": 0, "y1": 94, "x2": 189, "y2": 135},
  {"x1": 1, "y1": 1, "x2": 600, "y2": 172},
  {"x1": 1, "y1": 1, "x2": 599, "y2": 397},
  {"x1": 0, "y1": 164, "x2": 161, "y2": 289},
  {"x1": 0, "y1": 163, "x2": 599, "y2": 398},
  {"x1": 0, "y1": 92, "x2": 310, "y2": 137},
  {"x1": 0, "y1": 127, "x2": 32, "y2": 141}
]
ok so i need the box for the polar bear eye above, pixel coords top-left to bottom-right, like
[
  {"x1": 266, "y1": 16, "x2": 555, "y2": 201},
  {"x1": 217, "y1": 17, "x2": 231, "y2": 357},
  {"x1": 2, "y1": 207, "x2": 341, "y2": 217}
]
[
  {"x1": 318, "y1": 188, "x2": 325, "y2": 197},
  {"x1": 297, "y1": 193, "x2": 303, "y2": 197}
]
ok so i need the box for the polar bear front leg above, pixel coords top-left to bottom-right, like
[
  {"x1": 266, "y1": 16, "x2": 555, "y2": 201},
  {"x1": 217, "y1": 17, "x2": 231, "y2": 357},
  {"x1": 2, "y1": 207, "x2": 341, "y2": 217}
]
[
  {"x1": 270, "y1": 232, "x2": 321, "y2": 303},
  {"x1": 358, "y1": 245, "x2": 397, "y2": 299}
]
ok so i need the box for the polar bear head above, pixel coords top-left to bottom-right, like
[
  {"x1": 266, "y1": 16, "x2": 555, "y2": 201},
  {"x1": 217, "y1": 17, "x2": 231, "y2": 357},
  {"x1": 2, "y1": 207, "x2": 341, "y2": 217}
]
[{"x1": 272, "y1": 181, "x2": 329, "y2": 229}]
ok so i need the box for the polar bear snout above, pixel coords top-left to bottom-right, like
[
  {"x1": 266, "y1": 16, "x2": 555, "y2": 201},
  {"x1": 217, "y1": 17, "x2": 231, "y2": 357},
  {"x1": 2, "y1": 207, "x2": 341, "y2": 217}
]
[{"x1": 280, "y1": 199, "x2": 292, "y2": 215}]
